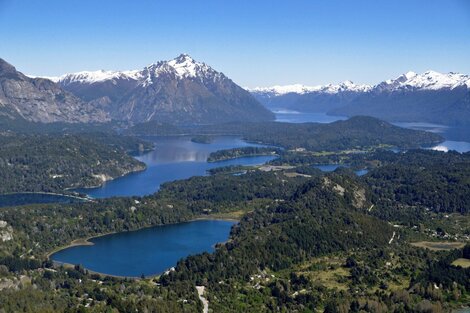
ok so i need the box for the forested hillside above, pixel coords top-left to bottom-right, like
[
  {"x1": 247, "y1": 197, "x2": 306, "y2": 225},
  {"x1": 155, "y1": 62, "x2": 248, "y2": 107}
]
[
  {"x1": 0, "y1": 148, "x2": 468, "y2": 312},
  {"x1": 128, "y1": 116, "x2": 443, "y2": 151},
  {"x1": 365, "y1": 150, "x2": 470, "y2": 214},
  {"x1": 0, "y1": 133, "x2": 150, "y2": 193}
]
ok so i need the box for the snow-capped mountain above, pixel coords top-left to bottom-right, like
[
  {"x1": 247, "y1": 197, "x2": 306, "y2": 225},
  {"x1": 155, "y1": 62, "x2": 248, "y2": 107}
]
[
  {"x1": 249, "y1": 81, "x2": 372, "y2": 96},
  {"x1": 51, "y1": 54, "x2": 274, "y2": 124},
  {"x1": 250, "y1": 71, "x2": 470, "y2": 125},
  {"x1": 331, "y1": 71, "x2": 470, "y2": 125},
  {"x1": 54, "y1": 54, "x2": 226, "y2": 87},
  {"x1": 374, "y1": 71, "x2": 470, "y2": 92},
  {"x1": 249, "y1": 80, "x2": 373, "y2": 113},
  {"x1": 250, "y1": 71, "x2": 470, "y2": 97},
  {"x1": 137, "y1": 54, "x2": 227, "y2": 89},
  {"x1": 54, "y1": 69, "x2": 142, "y2": 84}
]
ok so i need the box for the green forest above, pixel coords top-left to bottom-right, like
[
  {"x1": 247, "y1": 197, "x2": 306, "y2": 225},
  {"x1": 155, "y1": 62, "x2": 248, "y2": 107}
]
[
  {"x1": 0, "y1": 118, "x2": 468, "y2": 312},
  {"x1": 0, "y1": 133, "x2": 151, "y2": 193},
  {"x1": 127, "y1": 116, "x2": 443, "y2": 151}
]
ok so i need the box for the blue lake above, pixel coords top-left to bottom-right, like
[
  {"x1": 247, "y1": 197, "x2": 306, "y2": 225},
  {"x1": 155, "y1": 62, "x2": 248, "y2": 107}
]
[
  {"x1": 354, "y1": 169, "x2": 369, "y2": 176},
  {"x1": 274, "y1": 110, "x2": 347, "y2": 124},
  {"x1": 313, "y1": 164, "x2": 369, "y2": 176},
  {"x1": 76, "y1": 136, "x2": 276, "y2": 198},
  {"x1": 313, "y1": 164, "x2": 345, "y2": 172},
  {"x1": 51, "y1": 219, "x2": 236, "y2": 277},
  {"x1": 21, "y1": 113, "x2": 470, "y2": 278}
]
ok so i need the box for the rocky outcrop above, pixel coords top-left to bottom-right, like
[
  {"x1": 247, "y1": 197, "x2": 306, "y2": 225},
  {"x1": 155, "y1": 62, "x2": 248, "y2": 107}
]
[{"x1": 0, "y1": 58, "x2": 109, "y2": 123}]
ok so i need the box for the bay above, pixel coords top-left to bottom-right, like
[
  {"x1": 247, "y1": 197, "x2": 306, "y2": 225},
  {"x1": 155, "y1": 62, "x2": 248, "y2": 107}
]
[
  {"x1": 51, "y1": 219, "x2": 236, "y2": 277},
  {"x1": 76, "y1": 136, "x2": 276, "y2": 198}
]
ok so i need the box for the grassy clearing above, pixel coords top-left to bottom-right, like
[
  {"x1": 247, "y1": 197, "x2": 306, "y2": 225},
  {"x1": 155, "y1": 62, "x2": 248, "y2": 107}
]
[
  {"x1": 308, "y1": 267, "x2": 349, "y2": 291},
  {"x1": 208, "y1": 210, "x2": 245, "y2": 220},
  {"x1": 452, "y1": 258, "x2": 470, "y2": 268},
  {"x1": 410, "y1": 241, "x2": 466, "y2": 251},
  {"x1": 293, "y1": 256, "x2": 350, "y2": 291},
  {"x1": 283, "y1": 172, "x2": 312, "y2": 178},
  {"x1": 388, "y1": 277, "x2": 411, "y2": 291}
]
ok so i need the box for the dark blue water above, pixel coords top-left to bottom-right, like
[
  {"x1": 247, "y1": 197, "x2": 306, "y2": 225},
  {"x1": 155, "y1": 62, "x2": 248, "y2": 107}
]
[
  {"x1": 76, "y1": 136, "x2": 276, "y2": 198},
  {"x1": 354, "y1": 169, "x2": 369, "y2": 176},
  {"x1": 0, "y1": 193, "x2": 84, "y2": 208},
  {"x1": 51, "y1": 219, "x2": 236, "y2": 277},
  {"x1": 313, "y1": 164, "x2": 369, "y2": 176},
  {"x1": 274, "y1": 110, "x2": 347, "y2": 123},
  {"x1": 314, "y1": 164, "x2": 345, "y2": 172}
]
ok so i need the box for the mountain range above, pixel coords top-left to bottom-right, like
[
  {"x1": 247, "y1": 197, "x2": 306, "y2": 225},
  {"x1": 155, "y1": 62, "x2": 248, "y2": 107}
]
[
  {"x1": 250, "y1": 71, "x2": 470, "y2": 125},
  {"x1": 48, "y1": 54, "x2": 274, "y2": 125},
  {"x1": 0, "y1": 55, "x2": 273, "y2": 125},
  {"x1": 2, "y1": 54, "x2": 469, "y2": 126}
]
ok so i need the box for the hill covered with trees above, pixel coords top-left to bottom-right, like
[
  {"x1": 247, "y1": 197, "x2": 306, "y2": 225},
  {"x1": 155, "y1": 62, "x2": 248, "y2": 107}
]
[
  {"x1": 0, "y1": 148, "x2": 468, "y2": 312},
  {"x1": 128, "y1": 116, "x2": 443, "y2": 151},
  {"x1": 0, "y1": 133, "x2": 151, "y2": 193}
]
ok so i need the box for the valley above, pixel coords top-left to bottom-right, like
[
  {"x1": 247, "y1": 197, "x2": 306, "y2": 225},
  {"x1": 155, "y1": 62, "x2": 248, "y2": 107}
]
[
  {"x1": 0, "y1": 109, "x2": 468, "y2": 312},
  {"x1": 0, "y1": 47, "x2": 469, "y2": 313},
  {"x1": 2, "y1": 2, "x2": 469, "y2": 312}
]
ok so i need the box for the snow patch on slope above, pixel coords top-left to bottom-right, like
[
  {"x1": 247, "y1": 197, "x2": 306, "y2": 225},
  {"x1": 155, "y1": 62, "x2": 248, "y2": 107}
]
[
  {"x1": 58, "y1": 70, "x2": 142, "y2": 84},
  {"x1": 251, "y1": 71, "x2": 470, "y2": 96},
  {"x1": 35, "y1": 54, "x2": 222, "y2": 87},
  {"x1": 249, "y1": 81, "x2": 372, "y2": 96},
  {"x1": 140, "y1": 54, "x2": 224, "y2": 87},
  {"x1": 167, "y1": 54, "x2": 199, "y2": 78},
  {"x1": 390, "y1": 71, "x2": 470, "y2": 90}
]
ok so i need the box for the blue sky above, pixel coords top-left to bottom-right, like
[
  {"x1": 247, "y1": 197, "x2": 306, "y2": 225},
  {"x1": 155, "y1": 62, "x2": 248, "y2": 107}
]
[{"x1": 0, "y1": 0, "x2": 469, "y2": 87}]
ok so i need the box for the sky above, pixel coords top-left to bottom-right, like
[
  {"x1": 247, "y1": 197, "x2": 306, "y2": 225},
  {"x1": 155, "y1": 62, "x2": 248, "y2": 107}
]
[{"x1": 0, "y1": 0, "x2": 469, "y2": 87}]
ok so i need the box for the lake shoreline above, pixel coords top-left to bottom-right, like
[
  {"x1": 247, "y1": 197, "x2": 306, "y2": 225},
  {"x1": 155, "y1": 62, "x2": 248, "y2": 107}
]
[
  {"x1": 47, "y1": 216, "x2": 240, "y2": 279},
  {"x1": 0, "y1": 192, "x2": 94, "y2": 209},
  {"x1": 77, "y1": 136, "x2": 277, "y2": 198},
  {"x1": 70, "y1": 164, "x2": 148, "y2": 193},
  {"x1": 0, "y1": 191, "x2": 91, "y2": 201},
  {"x1": 207, "y1": 152, "x2": 279, "y2": 163}
]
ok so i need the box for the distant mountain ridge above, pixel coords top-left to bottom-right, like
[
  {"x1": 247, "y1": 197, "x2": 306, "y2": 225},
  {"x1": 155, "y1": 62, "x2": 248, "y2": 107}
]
[
  {"x1": 249, "y1": 81, "x2": 373, "y2": 113},
  {"x1": 250, "y1": 71, "x2": 470, "y2": 96},
  {"x1": 374, "y1": 70, "x2": 470, "y2": 91},
  {"x1": 249, "y1": 80, "x2": 372, "y2": 96},
  {"x1": 250, "y1": 71, "x2": 470, "y2": 125},
  {"x1": 49, "y1": 54, "x2": 274, "y2": 125}
]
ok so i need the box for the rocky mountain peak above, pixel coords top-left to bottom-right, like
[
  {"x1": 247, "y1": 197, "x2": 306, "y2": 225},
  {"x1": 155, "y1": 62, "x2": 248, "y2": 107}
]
[
  {"x1": 34, "y1": 54, "x2": 273, "y2": 125},
  {"x1": 172, "y1": 53, "x2": 194, "y2": 63},
  {"x1": 0, "y1": 58, "x2": 17, "y2": 75}
]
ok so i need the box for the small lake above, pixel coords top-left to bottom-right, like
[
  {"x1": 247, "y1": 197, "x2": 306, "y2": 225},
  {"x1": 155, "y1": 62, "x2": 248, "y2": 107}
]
[
  {"x1": 76, "y1": 136, "x2": 276, "y2": 198},
  {"x1": 0, "y1": 193, "x2": 85, "y2": 208},
  {"x1": 313, "y1": 164, "x2": 369, "y2": 176},
  {"x1": 51, "y1": 219, "x2": 236, "y2": 277}
]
